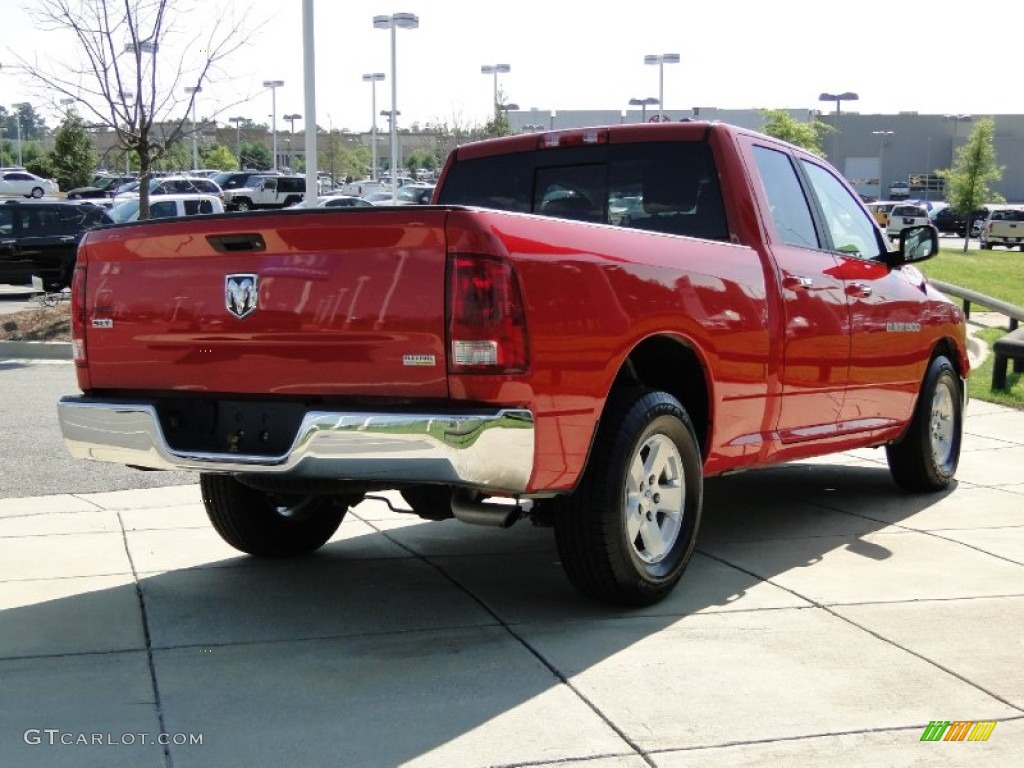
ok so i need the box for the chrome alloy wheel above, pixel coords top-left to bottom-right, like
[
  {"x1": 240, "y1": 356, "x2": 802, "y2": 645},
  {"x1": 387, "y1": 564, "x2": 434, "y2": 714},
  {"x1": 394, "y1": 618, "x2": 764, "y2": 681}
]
[
  {"x1": 930, "y1": 377, "x2": 956, "y2": 468},
  {"x1": 625, "y1": 433, "x2": 685, "y2": 564}
]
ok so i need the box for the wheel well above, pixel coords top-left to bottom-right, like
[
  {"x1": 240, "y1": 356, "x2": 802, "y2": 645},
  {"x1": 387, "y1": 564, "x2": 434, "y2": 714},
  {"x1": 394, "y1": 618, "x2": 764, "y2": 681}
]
[
  {"x1": 283, "y1": 195, "x2": 303, "y2": 207},
  {"x1": 610, "y1": 335, "x2": 710, "y2": 455},
  {"x1": 932, "y1": 337, "x2": 964, "y2": 380}
]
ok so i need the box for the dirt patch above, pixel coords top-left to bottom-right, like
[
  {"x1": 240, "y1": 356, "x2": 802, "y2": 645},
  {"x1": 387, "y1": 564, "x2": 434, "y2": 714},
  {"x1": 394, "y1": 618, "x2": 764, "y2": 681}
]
[{"x1": 0, "y1": 304, "x2": 71, "y2": 342}]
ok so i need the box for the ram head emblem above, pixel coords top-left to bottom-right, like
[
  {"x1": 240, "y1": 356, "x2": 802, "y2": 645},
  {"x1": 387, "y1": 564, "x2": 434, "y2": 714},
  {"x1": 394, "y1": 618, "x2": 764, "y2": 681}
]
[{"x1": 225, "y1": 274, "x2": 259, "y2": 319}]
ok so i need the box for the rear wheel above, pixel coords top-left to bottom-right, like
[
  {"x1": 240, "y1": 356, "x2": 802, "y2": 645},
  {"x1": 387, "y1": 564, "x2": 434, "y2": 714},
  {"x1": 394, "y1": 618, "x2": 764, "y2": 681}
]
[
  {"x1": 886, "y1": 355, "x2": 962, "y2": 492},
  {"x1": 554, "y1": 388, "x2": 703, "y2": 606},
  {"x1": 200, "y1": 473, "x2": 353, "y2": 556}
]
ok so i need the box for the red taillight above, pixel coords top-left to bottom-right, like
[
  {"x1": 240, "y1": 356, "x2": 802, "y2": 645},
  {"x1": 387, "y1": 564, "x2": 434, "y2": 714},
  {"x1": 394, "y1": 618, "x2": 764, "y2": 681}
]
[
  {"x1": 447, "y1": 254, "x2": 528, "y2": 373},
  {"x1": 70, "y1": 263, "x2": 87, "y2": 366}
]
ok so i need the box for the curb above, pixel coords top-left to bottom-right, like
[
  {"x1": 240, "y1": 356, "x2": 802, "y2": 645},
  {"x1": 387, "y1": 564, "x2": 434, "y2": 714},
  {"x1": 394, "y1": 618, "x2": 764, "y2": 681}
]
[{"x1": 0, "y1": 340, "x2": 73, "y2": 361}]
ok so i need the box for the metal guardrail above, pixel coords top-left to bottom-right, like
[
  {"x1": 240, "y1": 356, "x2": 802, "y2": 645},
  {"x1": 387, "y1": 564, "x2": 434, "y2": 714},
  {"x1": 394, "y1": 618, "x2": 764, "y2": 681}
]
[{"x1": 928, "y1": 279, "x2": 1024, "y2": 331}]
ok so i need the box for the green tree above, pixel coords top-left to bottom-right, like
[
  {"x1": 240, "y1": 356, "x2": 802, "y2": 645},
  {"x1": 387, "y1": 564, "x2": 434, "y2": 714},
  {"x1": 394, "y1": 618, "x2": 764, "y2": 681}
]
[
  {"x1": 240, "y1": 142, "x2": 272, "y2": 171},
  {"x1": 44, "y1": 112, "x2": 97, "y2": 190},
  {"x1": 201, "y1": 144, "x2": 238, "y2": 171},
  {"x1": 20, "y1": 0, "x2": 250, "y2": 219},
  {"x1": 760, "y1": 109, "x2": 832, "y2": 156},
  {"x1": 319, "y1": 139, "x2": 370, "y2": 183},
  {"x1": 938, "y1": 117, "x2": 1004, "y2": 253},
  {"x1": 2, "y1": 103, "x2": 49, "y2": 142},
  {"x1": 404, "y1": 149, "x2": 437, "y2": 177},
  {"x1": 152, "y1": 141, "x2": 191, "y2": 172}
]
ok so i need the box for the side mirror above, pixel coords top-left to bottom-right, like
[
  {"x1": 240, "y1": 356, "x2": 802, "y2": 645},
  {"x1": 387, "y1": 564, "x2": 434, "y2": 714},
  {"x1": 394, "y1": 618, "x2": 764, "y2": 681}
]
[{"x1": 891, "y1": 225, "x2": 939, "y2": 265}]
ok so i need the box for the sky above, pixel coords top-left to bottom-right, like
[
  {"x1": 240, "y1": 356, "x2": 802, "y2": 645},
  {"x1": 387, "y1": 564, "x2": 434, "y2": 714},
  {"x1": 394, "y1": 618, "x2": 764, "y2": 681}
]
[{"x1": 0, "y1": 0, "x2": 1019, "y2": 135}]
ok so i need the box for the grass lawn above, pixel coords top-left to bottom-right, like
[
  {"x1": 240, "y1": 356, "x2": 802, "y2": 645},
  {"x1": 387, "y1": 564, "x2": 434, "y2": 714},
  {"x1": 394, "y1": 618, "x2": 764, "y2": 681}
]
[
  {"x1": 918, "y1": 246, "x2": 1024, "y2": 408},
  {"x1": 968, "y1": 328, "x2": 1024, "y2": 408},
  {"x1": 919, "y1": 245, "x2": 1024, "y2": 307}
]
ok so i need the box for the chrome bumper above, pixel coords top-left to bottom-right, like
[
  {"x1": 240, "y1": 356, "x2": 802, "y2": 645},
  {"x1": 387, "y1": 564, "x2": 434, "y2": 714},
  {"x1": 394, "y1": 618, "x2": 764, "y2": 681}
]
[{"x1": 58, "y1": 398, "x2": 535, "y2": 493}]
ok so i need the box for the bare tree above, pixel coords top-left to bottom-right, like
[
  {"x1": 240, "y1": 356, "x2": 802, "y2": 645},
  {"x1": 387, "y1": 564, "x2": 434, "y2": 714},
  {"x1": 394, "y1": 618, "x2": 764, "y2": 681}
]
[{"x1": 16, "y1": 0, "x2": 253, "y2": 218}]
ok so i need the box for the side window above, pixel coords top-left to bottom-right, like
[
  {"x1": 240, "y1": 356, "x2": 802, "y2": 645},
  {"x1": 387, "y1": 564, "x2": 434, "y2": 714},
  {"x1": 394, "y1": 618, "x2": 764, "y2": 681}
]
[
  {"x1": 801, "y1": 160, "x2": 883, "y2": 259},
  {"x1": 435, "y1": 151, "x2": 533, "y2": 213},
  {"x1": 0, "y1": 208, "x2": 13, "y2": 236},
  {"x1": 609, "y1": 141, "x2": 728, "y2": 240},
  {"x1": 753, "y1": 146, "x2": 819, "y2": 250},
  {"x1": 150, "y1": 201, "x2": 178, "y2": 219}
]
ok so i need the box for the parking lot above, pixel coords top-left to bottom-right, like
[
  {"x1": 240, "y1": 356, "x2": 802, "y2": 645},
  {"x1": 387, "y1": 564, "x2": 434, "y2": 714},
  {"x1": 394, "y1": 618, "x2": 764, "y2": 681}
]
[{"x1": 0, "y1": 375, "x2": 1022, "y2": 766}]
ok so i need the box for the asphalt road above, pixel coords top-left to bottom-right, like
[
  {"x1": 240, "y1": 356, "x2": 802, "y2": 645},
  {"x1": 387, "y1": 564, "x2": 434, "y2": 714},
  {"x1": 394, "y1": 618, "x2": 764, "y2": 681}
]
[{"x1": 0, "y1": 359, "x2": 197, "y2": 498}]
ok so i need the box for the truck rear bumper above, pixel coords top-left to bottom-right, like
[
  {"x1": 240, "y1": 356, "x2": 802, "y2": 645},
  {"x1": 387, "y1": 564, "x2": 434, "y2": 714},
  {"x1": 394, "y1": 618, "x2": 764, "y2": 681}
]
[{"x1": 58, "y1": 398, "x2": 535, "y2": 493}]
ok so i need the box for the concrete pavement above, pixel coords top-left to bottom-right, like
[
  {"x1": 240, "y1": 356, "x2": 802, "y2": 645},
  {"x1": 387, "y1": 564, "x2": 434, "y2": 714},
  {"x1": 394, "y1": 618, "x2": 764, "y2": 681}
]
[{"x1": 1, "y1": 396, "x2": 1022, "y2": 767}]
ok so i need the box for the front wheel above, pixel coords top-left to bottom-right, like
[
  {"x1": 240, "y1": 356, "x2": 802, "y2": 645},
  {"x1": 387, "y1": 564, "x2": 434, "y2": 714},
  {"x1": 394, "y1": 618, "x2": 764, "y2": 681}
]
[
  {"x1": 886, "y1": 355, "x2": 963, "y2": 492},
  {"x1": 554, "y1": 388, "x2": 703, "y2": 606},
  {"x1": 200, "y1": 474, "x2": 351, "y2": 557},
  {"x1": 234, "y1": 199, "x2": 252, "y2": 212},
  {"x1": 30, "y1": 187, "x2": 44, "y2": 198}
]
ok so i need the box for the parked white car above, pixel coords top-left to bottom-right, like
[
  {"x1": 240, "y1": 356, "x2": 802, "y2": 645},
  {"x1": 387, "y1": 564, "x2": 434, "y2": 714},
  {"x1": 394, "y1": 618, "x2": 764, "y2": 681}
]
[
  {"x1": 886, "y1": 203, "x2": 930, "y2": 240},
  {"x1": 108, "y1": 194, "x2": 224, "y2": 223},
  {"x1": 0, "y1": 170, "x2": 59, "y2": 198},
  {"x1": 287, "y1": 195, "x2": 375, "y2": 209}
]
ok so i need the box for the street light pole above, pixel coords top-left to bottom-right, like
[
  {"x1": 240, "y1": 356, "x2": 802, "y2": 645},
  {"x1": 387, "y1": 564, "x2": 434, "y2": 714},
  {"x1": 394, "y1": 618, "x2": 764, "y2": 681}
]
[
  {"x1": 629, "y1": 96, "x2": 659, "y2": 123},
  {"x1": 229, "y1": 116, "x2": 247, "y2": 169},
  {"x1": 184, "y1": 85, "x2": 202, "y2": 170},
  {"x1": 480, "y1": 63, "x2": 510, "y2": 118},
  {"x1": 283, "y1": 113, "x2": 301, "y2": 169},
  {"x1": 362, "y1": 73, "x2": 385, "y2": 180},
  {"x1": 644, "y1": 54, "x2": 680, "y2": 120},
  {"x1": 871, "y1": 130, "x2": 894, "y2": 199},
  {"x1": 262, "y1": 79, "x2": 284, "y2": 169},
  {"x1": 818, "y1": 91, "x2": 859, "y2": 164},
  {"x1": 374, "y1": 12, "x2": 419, "y2": 204}
]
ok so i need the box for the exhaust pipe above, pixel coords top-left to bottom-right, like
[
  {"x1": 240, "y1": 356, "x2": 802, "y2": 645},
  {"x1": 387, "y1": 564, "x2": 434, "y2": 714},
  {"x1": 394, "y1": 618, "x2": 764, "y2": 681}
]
[{"x1": 451, "y1": 490, "x2": 522, "y2": 528}]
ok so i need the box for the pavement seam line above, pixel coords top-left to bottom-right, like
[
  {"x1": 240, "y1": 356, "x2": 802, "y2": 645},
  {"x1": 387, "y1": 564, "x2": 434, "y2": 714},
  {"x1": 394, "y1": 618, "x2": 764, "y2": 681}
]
[
  {"x1": 773, "y1": 486, "x2": 1024, "y2": 563},
  {"x1": 353, "y1": 499, "x2": 659, "y2": 768},
  {"x1": 117, "y1": 511, "x2": 174, "y2": 768},
  {"x1": 698, "y1": 550, "x2": 1024, "y2": 715},
  {"x1": 641, "y1": 714, "x2": 1024, "y2": 755}
]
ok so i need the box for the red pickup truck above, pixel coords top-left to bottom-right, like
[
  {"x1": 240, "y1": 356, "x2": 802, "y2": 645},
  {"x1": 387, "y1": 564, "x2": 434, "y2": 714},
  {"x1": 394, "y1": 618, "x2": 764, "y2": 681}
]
[{"x1": 58, "y1": 121, "x2": 968, "y2": 606}]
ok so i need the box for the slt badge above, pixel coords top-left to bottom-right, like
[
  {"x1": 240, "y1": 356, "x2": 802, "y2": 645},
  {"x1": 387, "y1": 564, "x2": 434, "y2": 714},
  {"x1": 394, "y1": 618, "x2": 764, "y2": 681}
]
[{"x1": 225, "y1": 274, "x2": 259, "y2": 319}]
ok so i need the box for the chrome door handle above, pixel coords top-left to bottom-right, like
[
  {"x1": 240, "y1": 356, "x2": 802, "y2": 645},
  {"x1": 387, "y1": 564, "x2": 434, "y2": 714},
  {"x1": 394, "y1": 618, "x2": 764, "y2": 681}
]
[
  {"x1": 783, "y1": 275, "x2": 814, "y2": 290},
  {"x1": 846, "y1": 282, "x2": 873, "y2": 298}
]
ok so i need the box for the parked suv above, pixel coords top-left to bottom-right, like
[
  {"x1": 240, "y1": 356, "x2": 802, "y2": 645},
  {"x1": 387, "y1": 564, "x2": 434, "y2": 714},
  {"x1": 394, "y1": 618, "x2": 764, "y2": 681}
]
[
  {"x1": 885, "y1": 203, "x2": 930, "y2": 240},
  {"x1": 0, "y1": 200, "x2": 112, "y2": 289},
  {"x1": 211, "y1": 170, "x2": 280, "y2": 193},
  {"x1": 108, "y1": 194, "x2": 224, "y2": 223},
  {"x1": 223, "y1": 175, "x2": 306, "y2": 211},
  {"x1": 111, "y1": 176, "x2": 223, "y2": 203}
]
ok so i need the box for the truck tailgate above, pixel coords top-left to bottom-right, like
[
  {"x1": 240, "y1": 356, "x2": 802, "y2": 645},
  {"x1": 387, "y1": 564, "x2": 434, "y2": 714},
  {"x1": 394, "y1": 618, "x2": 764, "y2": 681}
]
[{"x1": 79, "y1": 209, "x2": 450, "y2": 397}]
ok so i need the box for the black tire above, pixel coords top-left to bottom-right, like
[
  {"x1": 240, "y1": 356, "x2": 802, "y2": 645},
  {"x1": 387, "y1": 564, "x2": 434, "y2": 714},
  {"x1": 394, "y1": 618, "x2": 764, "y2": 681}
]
[
  {"x1": 200, "y1": 473, "x2": 349, "y2": 557},
  {"x1": 234, "y1": 198, "x2": 252, "y2": 212},
  {"x1": 886, "y1": 355, "x2": 962, "y2": 492},
  {"x1": 30, "y1": 186, "x2": 44, "y2": 198},
  {"x1": 553, "y1": 388, "x2": 703, "y2": 606}
]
